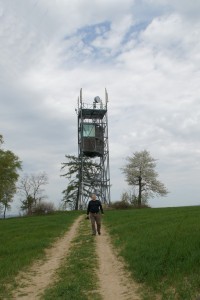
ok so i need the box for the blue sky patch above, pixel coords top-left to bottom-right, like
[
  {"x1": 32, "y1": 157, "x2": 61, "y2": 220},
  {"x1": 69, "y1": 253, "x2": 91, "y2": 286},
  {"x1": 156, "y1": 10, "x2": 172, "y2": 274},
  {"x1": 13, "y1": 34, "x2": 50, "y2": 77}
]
[{"x1": 78, "y1": 21, "x2": 111, "y2": 44}]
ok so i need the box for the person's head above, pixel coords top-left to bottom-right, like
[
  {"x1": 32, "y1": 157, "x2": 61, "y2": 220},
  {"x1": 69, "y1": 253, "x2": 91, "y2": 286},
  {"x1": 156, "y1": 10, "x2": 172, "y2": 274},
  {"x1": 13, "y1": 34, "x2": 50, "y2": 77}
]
[{"x1": 91, "y1": 193, "x2": 96, "y2": 201}]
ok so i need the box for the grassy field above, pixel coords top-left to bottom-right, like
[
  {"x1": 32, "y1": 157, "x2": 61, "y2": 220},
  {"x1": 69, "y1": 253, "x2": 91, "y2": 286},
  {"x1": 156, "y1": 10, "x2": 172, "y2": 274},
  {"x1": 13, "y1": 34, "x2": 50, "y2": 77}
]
[
  {"x1": 104, "y1": 206, "x2": 200, "y2": 300},
  {"x1": 0, "y1": 211, "x2": 81, "y2": 298},
  {"x1": 1, "y1": 207, "x2": 200, "y2": 300}
]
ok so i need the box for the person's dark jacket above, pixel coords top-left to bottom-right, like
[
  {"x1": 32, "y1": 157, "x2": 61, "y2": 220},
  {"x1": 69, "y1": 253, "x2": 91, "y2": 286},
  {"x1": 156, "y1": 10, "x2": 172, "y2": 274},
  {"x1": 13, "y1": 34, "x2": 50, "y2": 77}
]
[{"x1": 87, "y1": 200, "x2": 104, "y2": 215}]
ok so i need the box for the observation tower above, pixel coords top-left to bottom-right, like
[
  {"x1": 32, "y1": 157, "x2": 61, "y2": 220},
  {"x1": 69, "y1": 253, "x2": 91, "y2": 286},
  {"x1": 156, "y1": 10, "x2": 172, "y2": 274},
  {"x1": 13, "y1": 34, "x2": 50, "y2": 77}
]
[{"x1": 77, "y1": 89, "x2": 110, "y2": 209}]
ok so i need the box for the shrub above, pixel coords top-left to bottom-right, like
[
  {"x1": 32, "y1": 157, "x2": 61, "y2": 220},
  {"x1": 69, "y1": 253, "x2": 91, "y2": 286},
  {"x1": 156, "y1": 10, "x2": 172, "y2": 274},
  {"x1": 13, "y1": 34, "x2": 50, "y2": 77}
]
[
  {"x1": 110, "y1": 200, "x2": 132, "y2": 210},
  {"x1": 110, "y1": 200, "x2": 150, "y2": 210},
  {"x1": 33, "y1": 201, "x2": 55, "y2": 215}
]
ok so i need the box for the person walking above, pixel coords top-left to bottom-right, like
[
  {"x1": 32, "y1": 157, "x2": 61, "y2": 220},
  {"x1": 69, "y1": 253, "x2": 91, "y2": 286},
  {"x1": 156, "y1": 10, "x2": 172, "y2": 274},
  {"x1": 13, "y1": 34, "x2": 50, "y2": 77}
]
[{"x1": 87, "y1": 193, "x2": 104, "y2": 235}]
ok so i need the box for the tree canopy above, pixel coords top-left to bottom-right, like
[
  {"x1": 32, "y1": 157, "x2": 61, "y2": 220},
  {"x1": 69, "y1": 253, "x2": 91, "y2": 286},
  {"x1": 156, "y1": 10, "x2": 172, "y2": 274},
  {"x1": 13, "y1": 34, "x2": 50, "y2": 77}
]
[
  {"x1": 122, "y1": 150, "x2": 168, "y2": 207},
  {"x1": 0, "y1": 135, "x2": 22, "y2": 218}
]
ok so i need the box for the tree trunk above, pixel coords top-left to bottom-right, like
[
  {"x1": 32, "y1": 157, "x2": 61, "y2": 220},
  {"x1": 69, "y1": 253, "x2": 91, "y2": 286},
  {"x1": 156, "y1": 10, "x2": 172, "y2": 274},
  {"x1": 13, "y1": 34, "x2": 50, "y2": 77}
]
[
  {"x1": 138, "y1": 176, "x2": 142, "y2": 208},
  {"x1": 75, "y1": 189, "x2": 79, "y2": 210},
  {"x1": 3, "y1": 205, "x2": 6, "y2": 219}
]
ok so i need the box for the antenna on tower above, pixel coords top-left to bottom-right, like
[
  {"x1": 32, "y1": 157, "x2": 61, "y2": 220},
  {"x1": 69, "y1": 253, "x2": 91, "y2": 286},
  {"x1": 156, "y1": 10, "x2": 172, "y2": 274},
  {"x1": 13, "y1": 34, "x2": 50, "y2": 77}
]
[{"x1": 80, "y1": 88, "x2": 82, "y2": 104}]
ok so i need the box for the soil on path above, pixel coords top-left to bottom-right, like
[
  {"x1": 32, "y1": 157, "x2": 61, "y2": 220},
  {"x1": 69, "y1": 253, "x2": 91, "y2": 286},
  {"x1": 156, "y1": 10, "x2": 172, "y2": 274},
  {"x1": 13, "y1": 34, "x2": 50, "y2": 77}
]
[
  {"x1": 96, "y1": 224, "x2": 141, "y2": 300},
  {"x1": 12, "y1": 215, "x2": 83, "y2": 300},
  {"x1": 11, "y1": 215, "x2": 141, "y2": 300}
]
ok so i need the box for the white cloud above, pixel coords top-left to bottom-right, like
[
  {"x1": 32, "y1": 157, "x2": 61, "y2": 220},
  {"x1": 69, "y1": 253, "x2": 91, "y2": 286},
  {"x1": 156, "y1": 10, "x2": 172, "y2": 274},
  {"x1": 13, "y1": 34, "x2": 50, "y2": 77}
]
[{"x1": 1, "y1": 0, "x2": 200, "y2": 214}]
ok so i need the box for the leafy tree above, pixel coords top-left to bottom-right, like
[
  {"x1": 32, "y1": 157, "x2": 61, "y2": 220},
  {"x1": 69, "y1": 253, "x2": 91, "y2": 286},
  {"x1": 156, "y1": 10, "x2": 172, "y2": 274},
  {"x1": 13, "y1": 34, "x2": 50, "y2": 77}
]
[
  {"x1": 61, "y1": 155, "x2": 101, "y2": 210},
  {"x1": 18, "y1": 172, "x2": 48, "y2": 215},
  {"x1": 20, "y1": 195, "x2": 34, "y2": 215},
  {"x1": 0, "y1": 134, "x2": 3, "y2": 145},
  {"x1": 122, "y1": 150, "x2": 168, "y2": 207},
  {"x1": 0, "y1": 135, "x2": 22, "y2": 218},
  {"x1": 0, "y1": 183, "x2": 16, "y2": 218}
]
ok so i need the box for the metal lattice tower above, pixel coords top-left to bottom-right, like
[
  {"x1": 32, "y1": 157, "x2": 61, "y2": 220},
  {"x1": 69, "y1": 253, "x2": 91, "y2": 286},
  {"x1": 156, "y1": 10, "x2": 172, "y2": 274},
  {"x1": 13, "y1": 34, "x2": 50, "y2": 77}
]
[{"x1": 77, "y1": 88, "x2": 111, "y2": 209}]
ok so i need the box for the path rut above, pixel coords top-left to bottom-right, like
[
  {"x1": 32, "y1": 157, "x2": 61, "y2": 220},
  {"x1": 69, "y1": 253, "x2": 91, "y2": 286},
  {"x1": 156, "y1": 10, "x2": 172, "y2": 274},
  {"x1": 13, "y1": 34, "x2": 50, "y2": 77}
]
[
  {"x1": 96, "y1": 224, "x2": 141, "y2": 300},
  {"x1": 12, "y1": 215, "x2": 83, "y2": 300}
]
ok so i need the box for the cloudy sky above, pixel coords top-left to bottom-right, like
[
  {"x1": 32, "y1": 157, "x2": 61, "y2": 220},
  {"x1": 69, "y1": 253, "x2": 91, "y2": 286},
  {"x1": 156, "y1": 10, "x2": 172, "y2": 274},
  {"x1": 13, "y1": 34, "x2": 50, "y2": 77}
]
[{"x1": 1, "y1": 0, "x2": 200, "y2": 213}]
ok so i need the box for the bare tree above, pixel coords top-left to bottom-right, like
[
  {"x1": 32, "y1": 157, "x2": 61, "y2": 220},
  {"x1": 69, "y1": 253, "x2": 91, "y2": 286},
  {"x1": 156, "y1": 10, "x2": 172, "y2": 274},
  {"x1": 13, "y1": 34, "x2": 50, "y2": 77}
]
[
  {"x1": 18, "y1": 172, "x2": 48, "y2": 215},
  {"x1": 122, "y1": 150, "x2": 168, "y2": 207}
]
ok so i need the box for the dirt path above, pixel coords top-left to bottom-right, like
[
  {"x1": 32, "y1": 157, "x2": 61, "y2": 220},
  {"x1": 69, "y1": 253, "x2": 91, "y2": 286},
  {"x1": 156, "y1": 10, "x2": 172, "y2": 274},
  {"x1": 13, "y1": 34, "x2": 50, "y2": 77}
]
[
  {"x1": 96, "y1": 224, "x2": 141, "y2": 300},
  {"x1": 12, "y1": 215, "x2": 83, "y2": 300},
  {"x1": 11, "y1": 215, "x2": 141, "y2": 300}
]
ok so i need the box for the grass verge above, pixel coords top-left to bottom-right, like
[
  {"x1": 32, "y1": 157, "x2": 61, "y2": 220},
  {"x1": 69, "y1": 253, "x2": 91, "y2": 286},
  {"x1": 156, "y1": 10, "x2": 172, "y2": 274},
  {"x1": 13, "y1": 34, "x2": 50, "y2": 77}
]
[
  {"x1": 42, "y1": 217, "x2": 102, "y2": 300},
  {"x1": 104, "y1": 206, "x2": 200, "y2": 300},
  {"x1": 0, "y1": 211, "x2": 81, "y2": 298}
]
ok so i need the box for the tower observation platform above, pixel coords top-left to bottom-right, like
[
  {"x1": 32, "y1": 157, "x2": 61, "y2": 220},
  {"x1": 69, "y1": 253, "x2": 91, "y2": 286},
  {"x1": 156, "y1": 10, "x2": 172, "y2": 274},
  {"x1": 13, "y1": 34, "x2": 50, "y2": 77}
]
[{"x1": 77, "y1": 89, "x2": 111, "y2": 209}]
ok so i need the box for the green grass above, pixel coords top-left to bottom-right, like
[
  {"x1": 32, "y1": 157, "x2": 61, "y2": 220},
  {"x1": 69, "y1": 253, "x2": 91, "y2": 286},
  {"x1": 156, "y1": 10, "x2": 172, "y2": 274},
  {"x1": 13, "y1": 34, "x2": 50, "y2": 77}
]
[
  {"x1": 0, "y1": 211, "x2": 81, "y2": 298},
  {"x1": 42, "y1": 218, "x2": 102, "y2": 300},
  {"x1": 2, "y1": 207, "x2": 200, "y2": 299},
  {"x1": 104, "y1": 206, "x2": 200, "y2": 300}
]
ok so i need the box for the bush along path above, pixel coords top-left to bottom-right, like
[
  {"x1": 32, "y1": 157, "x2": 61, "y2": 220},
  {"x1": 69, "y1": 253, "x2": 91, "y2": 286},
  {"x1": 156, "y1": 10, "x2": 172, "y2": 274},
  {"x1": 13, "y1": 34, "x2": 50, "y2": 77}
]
[{"x1": 10, "y1": 215, "x2": 142, "y2": 300}]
